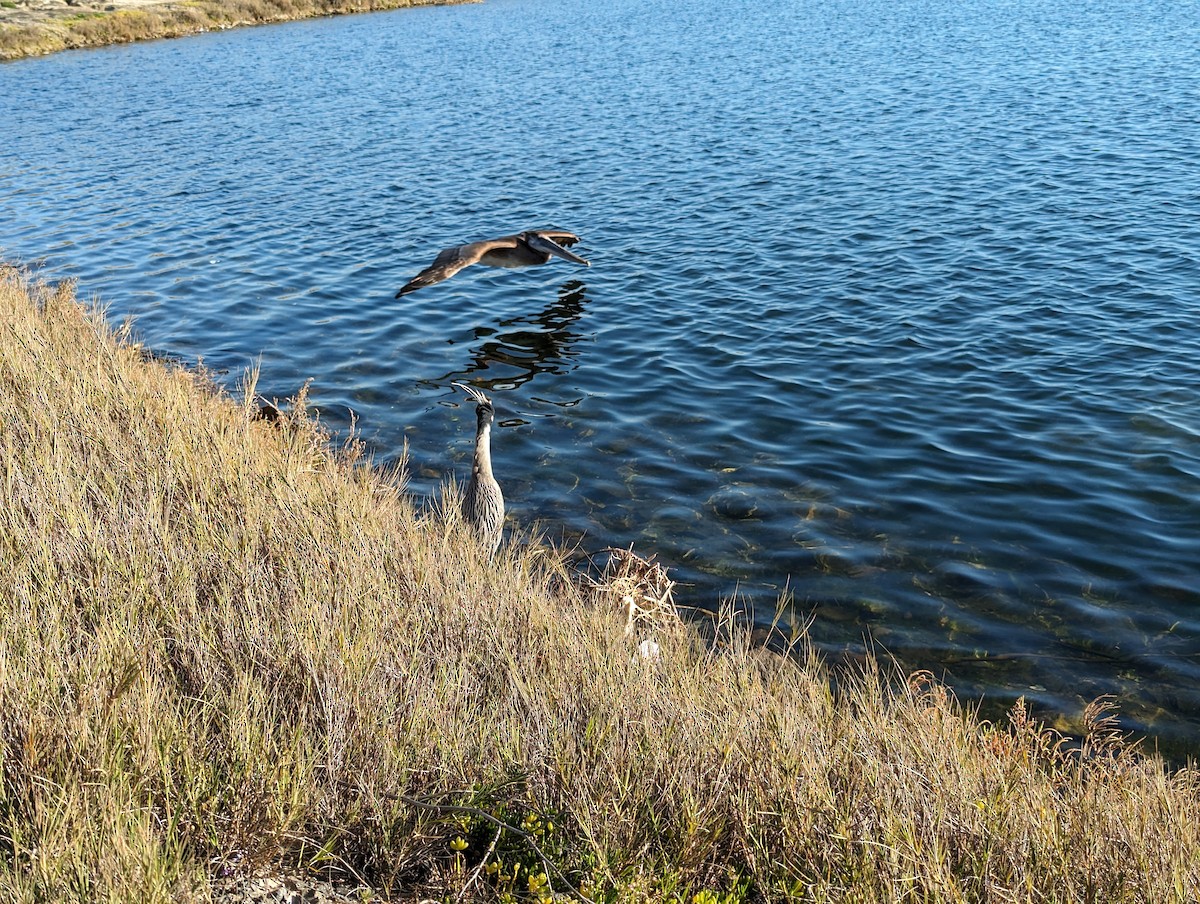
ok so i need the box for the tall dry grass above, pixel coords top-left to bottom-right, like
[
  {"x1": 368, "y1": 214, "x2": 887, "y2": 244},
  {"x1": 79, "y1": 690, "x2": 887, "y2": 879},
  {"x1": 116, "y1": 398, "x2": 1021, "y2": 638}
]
[
  {"x1": 0, "y1": 0, "x2": 471, "y2": 61},
  {"x1": 1, "y1": 266, "x2": 1198, "y2": 902}
]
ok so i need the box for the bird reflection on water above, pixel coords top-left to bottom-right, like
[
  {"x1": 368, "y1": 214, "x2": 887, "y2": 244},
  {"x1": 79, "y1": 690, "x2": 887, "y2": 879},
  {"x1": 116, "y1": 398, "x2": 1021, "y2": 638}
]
[{"x1": 430, "y1": 278, "x2": 591, "y2": 395}]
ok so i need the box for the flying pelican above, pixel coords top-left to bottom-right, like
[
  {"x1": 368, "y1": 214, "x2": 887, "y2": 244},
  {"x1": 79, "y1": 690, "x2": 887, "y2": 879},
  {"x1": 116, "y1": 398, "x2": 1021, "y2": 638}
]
[
  {"x1": 396, "y1": 229, "x2": 589, "y2": 297},
  {"x1": 453, "y1": 382, "x2": 505, "y2": 553}
]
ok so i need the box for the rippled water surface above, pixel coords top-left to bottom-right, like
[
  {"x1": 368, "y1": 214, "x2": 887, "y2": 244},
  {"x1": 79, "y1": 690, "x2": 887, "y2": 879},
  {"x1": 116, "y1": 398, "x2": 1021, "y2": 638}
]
[{"x1": 3, "y1": 0, "x2": 1199, "y2": 752}]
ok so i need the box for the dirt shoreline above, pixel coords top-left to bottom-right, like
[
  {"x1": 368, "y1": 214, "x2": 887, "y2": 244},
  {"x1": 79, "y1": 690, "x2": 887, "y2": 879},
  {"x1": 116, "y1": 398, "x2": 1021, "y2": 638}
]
[
  {"x1": 0, "y1": 0, "x2": 470, "y2": 60},
  {"x1": 0, "y1": 0, "x2": 204, "y2": 36},
  {"x1": 1, "y1": 0, "x2": 174, "y2": 31}
]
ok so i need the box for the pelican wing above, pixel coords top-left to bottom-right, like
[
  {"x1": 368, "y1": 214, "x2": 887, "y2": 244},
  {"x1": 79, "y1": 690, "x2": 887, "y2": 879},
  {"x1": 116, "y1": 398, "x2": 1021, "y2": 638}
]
[
  {"x1": 395, "y1": 231, "x2": 584, "y2": 296},
  {"x1": 396, "y1": 238, "x2": 515, "y2": 297}
]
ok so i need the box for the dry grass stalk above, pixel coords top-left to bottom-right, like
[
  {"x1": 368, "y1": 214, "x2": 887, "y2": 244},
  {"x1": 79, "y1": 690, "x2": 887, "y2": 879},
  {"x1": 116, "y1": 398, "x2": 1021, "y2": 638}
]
[{"x1": 582, "y1": 546, "x2": 680, "y2": 638}]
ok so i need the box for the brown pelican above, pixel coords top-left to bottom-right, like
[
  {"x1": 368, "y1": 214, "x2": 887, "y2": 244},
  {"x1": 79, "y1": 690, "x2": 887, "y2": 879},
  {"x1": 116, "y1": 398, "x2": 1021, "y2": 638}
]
[
  {"x1": 396, "y1": 229, "x2": 589, "y2": 297},
  {"x1": 453, "y1": 382, "x2": 505, "y2": 553}
]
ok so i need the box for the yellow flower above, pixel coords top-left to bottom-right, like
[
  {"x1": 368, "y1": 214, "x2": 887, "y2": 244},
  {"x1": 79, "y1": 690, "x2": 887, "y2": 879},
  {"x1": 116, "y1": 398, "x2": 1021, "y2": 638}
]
[{"x1": 449, "y1": 836, "x2": 468, "y2": 851}]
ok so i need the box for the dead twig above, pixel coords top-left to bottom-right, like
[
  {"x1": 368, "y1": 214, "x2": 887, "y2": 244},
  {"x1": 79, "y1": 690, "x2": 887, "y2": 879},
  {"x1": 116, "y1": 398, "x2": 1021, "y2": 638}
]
[{"x1": 581, "y1": 546, "x2": 680, "y2": 636}]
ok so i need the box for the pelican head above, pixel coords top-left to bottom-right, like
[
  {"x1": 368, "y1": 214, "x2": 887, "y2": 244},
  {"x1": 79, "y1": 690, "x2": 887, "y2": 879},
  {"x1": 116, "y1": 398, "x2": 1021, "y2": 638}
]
[{"x1": 524, "y1": 231, "x2": 591, "y2": 267}]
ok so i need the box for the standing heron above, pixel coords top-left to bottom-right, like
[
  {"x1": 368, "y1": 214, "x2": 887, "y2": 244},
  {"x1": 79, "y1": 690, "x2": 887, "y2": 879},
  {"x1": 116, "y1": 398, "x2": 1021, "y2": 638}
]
[
  {"x1": 453, "y1": 382, "x2": 505, "y2": 553},
  {"x1": 396, "y1": 229, "x2": 589, "y2": 296}
]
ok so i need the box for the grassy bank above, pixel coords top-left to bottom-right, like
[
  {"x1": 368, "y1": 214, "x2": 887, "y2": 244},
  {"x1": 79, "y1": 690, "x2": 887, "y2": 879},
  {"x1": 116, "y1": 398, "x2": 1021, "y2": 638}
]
[
  {"x1": 0, "y1": 0, "x2": 469, "y2": 61},
  {"x1": 1, "y1": 266, "x2": 1198, "y2": 902}
]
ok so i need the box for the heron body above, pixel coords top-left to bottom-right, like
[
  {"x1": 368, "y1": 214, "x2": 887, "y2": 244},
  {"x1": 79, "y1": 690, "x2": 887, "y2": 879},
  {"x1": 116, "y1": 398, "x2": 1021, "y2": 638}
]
[
  {"x1": 454, "y1": 383, "x2": 505, "y2": 553},
  {"x1": 396, "y1": 230, "x2": 589, "y2": 297}
]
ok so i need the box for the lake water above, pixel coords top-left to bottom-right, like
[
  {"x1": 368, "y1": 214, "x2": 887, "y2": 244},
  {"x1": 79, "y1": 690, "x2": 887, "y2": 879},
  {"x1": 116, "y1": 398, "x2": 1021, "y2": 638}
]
[{"x1": 2, "y1": 0, "x2": 1199, "y2": 755}]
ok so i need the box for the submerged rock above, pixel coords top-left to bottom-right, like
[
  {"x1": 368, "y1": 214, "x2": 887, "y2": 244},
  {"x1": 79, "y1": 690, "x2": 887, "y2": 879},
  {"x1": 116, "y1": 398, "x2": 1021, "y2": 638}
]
[{"x1": 706, "y1": 486, "x2": 761, "y2": 521}]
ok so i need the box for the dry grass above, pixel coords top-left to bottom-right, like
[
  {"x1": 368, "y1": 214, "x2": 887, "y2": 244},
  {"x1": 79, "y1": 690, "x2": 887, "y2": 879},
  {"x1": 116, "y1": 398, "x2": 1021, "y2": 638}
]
[
  {"x1": 1, "y1": 266, "x2": 1199, "y2": 902},
  {"x1": 0, "y1": 0, "x2": 472, "y2": 61},
  {"x1": 583, "y1": 547, "x2": 680, "y2": 639}
]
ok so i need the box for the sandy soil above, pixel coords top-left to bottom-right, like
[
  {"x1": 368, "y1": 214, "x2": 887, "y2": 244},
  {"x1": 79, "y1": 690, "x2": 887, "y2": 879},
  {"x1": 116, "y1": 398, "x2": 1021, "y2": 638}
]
[{"x1": 0, "y1": 0, "x2": 178, "y2": 29}]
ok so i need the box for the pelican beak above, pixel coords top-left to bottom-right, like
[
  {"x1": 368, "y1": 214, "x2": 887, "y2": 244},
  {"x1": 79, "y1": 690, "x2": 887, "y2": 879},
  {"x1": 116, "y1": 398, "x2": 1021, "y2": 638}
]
[{"x1": 527, "y1": 233, "x2": 590, "y2": 266}]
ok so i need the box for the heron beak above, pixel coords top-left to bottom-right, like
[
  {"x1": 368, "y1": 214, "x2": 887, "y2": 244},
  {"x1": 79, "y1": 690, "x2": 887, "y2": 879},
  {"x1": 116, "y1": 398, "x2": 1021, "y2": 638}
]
[
  {"x1": 527, "y1": 233, "x2": 590, "y2": 266},
  {"x1": 453, "y1": 381, "x2": 491, "y2": 406}
]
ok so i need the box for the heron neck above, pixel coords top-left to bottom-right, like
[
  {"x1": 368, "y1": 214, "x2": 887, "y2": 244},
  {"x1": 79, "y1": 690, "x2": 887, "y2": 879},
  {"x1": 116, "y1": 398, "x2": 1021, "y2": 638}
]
[{"x1": 473, "y1": 420, "x2": 494, "y2": 479}]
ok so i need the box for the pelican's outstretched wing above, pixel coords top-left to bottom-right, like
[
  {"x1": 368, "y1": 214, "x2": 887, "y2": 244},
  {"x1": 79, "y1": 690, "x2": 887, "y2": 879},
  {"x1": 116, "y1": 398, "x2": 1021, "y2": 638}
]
[
  {"x1": 396, "y1": 237, "x2": 515, "y2": 297},
  {"x1": 395, "y1": 230, "x2": 585, "y2": 296}
]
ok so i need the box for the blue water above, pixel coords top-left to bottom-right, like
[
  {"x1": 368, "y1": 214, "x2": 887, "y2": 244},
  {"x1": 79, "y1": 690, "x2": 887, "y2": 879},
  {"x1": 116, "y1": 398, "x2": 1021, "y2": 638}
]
[{"x1": 2, "y1": 0, "x2": 1199, "y2": 754}]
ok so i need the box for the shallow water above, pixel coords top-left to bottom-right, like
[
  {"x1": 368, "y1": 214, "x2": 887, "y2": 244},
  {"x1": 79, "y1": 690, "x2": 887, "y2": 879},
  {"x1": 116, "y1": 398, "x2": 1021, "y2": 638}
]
[{"x1": 2, "y1": 0, "x2": 1199, "y2": 753}]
